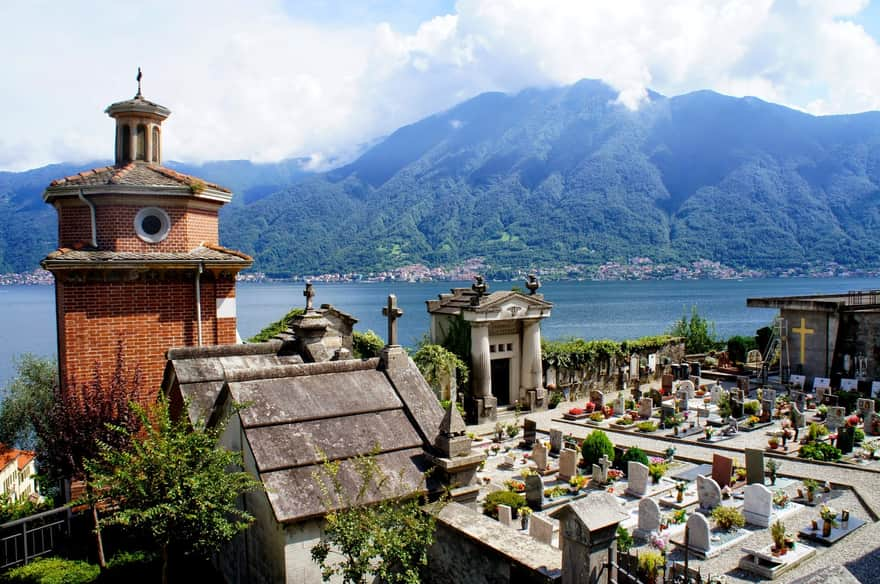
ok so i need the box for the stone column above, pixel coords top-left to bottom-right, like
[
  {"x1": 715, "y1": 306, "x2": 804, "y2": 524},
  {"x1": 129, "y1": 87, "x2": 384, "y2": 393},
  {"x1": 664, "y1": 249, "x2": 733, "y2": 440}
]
[
  {"x1": 521, "y1": 319, "x2": 542, "y2": 391},
  {"x1": 470, "y1": 323, "x2": 491, "y2": 397},
  {"x1": 145, "y1": 124, "x2": 154, "y2": 163}
]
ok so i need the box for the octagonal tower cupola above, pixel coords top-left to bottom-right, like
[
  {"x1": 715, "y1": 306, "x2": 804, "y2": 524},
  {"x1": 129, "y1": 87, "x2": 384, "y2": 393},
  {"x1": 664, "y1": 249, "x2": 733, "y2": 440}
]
[{"x1": 105, "y1": 68, "x2": 171, "y2": 165}]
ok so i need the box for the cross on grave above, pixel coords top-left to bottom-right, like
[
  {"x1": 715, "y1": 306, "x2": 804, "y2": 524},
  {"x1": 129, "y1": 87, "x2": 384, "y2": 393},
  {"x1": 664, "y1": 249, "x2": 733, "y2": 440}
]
[
  {"x1": 382, "y1": 294, "x2": 404, "y2": 346},
  {"x1": 303, "y1": 281, "x2": 316, "y2": 313},
  {"x1": 792, "y1": 318, "x2": 814, "y2": 365}
]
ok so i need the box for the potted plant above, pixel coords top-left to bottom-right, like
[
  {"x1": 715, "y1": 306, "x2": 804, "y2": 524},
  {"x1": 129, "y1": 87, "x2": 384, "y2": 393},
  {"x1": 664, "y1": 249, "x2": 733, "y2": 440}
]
[
  {"x1": 766, "y1": 459, "x2": 781, "y2": 485},
  {"x1": 768, "y1": 436, "x2": 780, "y2": 450},
  {"x1": 819, "y1": 504, "x2": 838, "y2": 537},
  {"x1": 704, "y1": 426, "x2": 716, "y2": 440},
  {"x1": 648, "y1": 462, "x2": 667, "y2": 485},
  {"x1": 520, "y1": 506, "x2": 532, "y2": 530},
  {"x1": 771, "y1": 519, "x2": 787, "y2": 555},
  {"x1": 637, "y1": 550, "x2": 664, "y2": 584},
  {"x1": 674, "y1": 481, "x2": 687, "y2": 503},
  {"x1": 804, "y1": 479, "x2": 818, "y2": 503}
]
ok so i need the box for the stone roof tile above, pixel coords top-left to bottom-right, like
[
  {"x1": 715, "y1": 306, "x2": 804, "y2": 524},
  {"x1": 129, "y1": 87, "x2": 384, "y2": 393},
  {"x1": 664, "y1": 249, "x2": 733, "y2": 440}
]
[{"x1": 47, "y1": 162, "x2": 230, "y2": 193}]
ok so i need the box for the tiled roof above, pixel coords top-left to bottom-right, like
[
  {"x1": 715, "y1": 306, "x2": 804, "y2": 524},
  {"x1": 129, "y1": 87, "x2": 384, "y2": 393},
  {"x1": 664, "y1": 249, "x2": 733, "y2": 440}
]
[
  {"x1": 0, "y1": 445, "x2": 35, "y2": 471},
  {"x1": 43, "y1": 245, "x2": 252, "y2": 266},
  {"x1": 426, "y1": 288, "x2": 551, "y2": 314},
  {"x1": 47, "y1": 162, "x2": 230, "y2": 193}
]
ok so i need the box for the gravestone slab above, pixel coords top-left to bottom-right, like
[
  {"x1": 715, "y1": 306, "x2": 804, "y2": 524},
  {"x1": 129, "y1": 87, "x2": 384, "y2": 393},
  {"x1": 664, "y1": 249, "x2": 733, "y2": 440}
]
[
  {"x1": 837, "y1": 425, "x2": 855, "y2": 454},
  {"x1": 870, "y1": 412, "x2": 880, "y2": 436},
  {"x1": 731, "y1": 399, "x2": 744, "y2": 419},
  {"x1": 523, "y1": 419, "x2": 537, "y2": 447},
  {"x1": 549, "y1": 429, "x2": 563, "y2": 455},
  {"x1": 532, "y1": 443, "x2": 548, "y2": 473},
  {"x1": 525, "y1": 474, "x2": 545, "y2": 510},
  {"x1": 638, "y1": 398, "x2": 653, "y2": 420},
  {"x1": 763, "y1": 388, "x2": 777, "y2": 404},
  {"x1": 788, "y1": 374, "x2": 806, "y2": 389},
  {"x1": 791, "y1": 405, "x2": 806, "y2": 429},
  {"x1": 648, "y1": 354, "x2": 657, "y2": 373},
  {"x1": 590, "y1": 454, "x2": 611, "y2": 485},
  {"x1": 840, "y1": 378, "x2": 858, "y2": 391},
  {"x1": 673, "y1": 463, "x2": 712, "y2": 482},
  {"x1": 697, "y1": 475, "x2": 722, "y2": 511},
  {"x1": 630, "y1": 354, "x2": 640, "y2": 381},
  {"x1": 679, "y1": 380, "x2": 696, "y2": 399},
  {"x1": 858, "y1": 398, "x2": 875, "y2": 422},
  {"x1": 743, "y1": 483, "x2": 773, "y2": 527},
  {"x1": 498, "y1": 504, "x2": 513, "y2": 527},
  {"x1": 745, "y1": 448, "x2": 765, "y2": 485},
  {"x1": 589, "y1": 390, "x2": 605, "y2": 411},
  {"x1": 625, "y1": 461, "x2": 649, "y2": 498},
  {"x1": 798, "y1": 513, "x2": 866, "y2": 545},
  {"x1": 676, "y1": 389, "x2": 690, "y2": 411},
  {"x1": 558, "y1": 448, "x2": 578, "y2": 482},
  {"x1": 635, "y1": 497, "x2": 661, "y2": 540},
  {"x1": 662, "y1": 374, "x2": 674, "y2": 393},
  {"x1": 686, "y1": 512, "x2": 711, "y2": 554},
  {"x1": 529, "y1": 513, "x2": 554, "y2": 545},
  {"x1": 739, "y1": 542, "x2": 817, "y2": 580},
  {"x1": 710, "y1": 384, "x2": 723, "y2": 404},
  {"x1": 615, "y1": 394, "x2": 626, "y2": 416},
  {"x1": 711, "y1": 454, "x2": 734, "y2": 488},
  {"x1": 826, "y1": 406, "x2": 845, "y2": 432},
  {"x1": 872, "y1": 381, "x2": 880, "y2": 399}
]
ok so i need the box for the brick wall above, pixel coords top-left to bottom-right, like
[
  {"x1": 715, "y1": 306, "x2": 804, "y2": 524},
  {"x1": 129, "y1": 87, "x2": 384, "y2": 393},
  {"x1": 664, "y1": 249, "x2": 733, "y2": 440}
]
[
  {"x1": 56, "y1": 272, "x2": 237, "y2": 401},
  {"x1": 57, "y1": 201, "x2": 220, "y2": 252}
]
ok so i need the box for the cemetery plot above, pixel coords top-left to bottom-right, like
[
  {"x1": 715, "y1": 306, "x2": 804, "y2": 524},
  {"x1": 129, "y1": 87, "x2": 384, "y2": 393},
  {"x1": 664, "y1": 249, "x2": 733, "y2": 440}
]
[
  {"x1": 738, "y1": 542, "x2": 817, "y2": 580},
  {"x1": 798, "y1": 511, "x2": 866, "y2": 545}
]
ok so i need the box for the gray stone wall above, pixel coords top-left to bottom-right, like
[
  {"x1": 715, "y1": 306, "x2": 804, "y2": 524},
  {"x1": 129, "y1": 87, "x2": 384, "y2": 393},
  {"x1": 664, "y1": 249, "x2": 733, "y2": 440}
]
[{"x1": 427, "y1": 503, "x2": 561, "y2": 584}]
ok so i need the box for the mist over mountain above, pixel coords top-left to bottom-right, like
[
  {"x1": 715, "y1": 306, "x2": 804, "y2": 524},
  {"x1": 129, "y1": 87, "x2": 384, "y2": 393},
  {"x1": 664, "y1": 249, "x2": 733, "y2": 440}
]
[{"x1": 4, "y1": 79, "x2": 880, "y2": 276}]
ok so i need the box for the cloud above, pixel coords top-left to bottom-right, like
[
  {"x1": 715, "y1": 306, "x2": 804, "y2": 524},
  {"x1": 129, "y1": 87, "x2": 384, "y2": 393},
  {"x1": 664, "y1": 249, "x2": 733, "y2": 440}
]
[{"x1": 2, "y1": 0, "x2": 880, "y2": 171}]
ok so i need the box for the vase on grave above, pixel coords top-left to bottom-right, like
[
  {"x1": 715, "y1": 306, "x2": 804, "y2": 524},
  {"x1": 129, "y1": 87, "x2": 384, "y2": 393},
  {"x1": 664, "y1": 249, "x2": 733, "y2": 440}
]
[
  {"x1": 822, "y1": 520, "x2": 832, "y2": 537},
  {"x1": 677, "y1": 490, "x2": 684, "y2": 503}
]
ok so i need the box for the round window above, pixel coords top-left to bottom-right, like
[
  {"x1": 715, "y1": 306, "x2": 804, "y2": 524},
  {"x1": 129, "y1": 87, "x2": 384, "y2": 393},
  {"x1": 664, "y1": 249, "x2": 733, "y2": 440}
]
[{"x1": 134, "y1": 207, "x2": 171, "y2": 243}]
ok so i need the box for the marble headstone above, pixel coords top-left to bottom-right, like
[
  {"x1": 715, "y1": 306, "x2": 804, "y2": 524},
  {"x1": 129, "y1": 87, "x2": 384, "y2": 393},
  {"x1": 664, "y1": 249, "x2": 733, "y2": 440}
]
[
  {"x1": 639, "y1": 398, "x2": 654, "y2": 419},
  {"x1": 711, "y1": 454, "x2": 734, "y2": 488},
  {"x1": 529, "y1": 513, "x2": 554, "y2": 545},
  {"x1": 549, "y1": 428, "x2": 563, "y2": 455},
  {"x1": 745, "y1": 448, "x2": 765, "y2": 485},
  {"x1": 558, "y1": 448, "x2": 578, "y2": 482},
  {"x1": 697, "y1": 475, "x2": 722, "y2": 511},
  {"x1": 630, "y1": 354, "x2": 640, "y2": 381},
  {"x1": 826, "y1": 406, "x2": 845, "y2": 432},
  {"x1": 858, "y1": 398, "x2": 875, "y2": 422},
  {"x1": 635, "y1": 497, "x2": 661, "y2": 539},
  {"x1": 710, "y1": 384, "x2": 722, "y2": 404},
  {"x1": 679, "y1": 380, "x2": 696, "y2": 399},
  {"x1": 676, "y1": 388, "x2": 690, "y2": 411},
  {"x1": 532, "y1": 442, "x2": 548, "y2": 472},
  {"x1": 743, "y1": 483, "x2": 773, "y2": 527},
  {"x1": 498, "y1": 504, "x2": 513, "y2": 527},
  {"x1": 686, "y1": 512, "x2": 711, "y2": 554},
  {"x1": 525, "y1": 474, "x2": 545, "y2": 510},
  {"x1": 615, "y1": 394, "x2": 627, "y2": 416},
  {"x1": 626, "y1": 461, "x2": 649, "y2": 497},
  {"x1": 788, "y1": 374, "x2": 806, "y2": 389}
]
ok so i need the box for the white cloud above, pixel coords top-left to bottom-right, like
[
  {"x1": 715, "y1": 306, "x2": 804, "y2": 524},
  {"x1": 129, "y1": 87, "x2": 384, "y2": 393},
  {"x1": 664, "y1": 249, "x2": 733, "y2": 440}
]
[{"x1": 2, "y1": 0, "x2": 880, "y2": 171}]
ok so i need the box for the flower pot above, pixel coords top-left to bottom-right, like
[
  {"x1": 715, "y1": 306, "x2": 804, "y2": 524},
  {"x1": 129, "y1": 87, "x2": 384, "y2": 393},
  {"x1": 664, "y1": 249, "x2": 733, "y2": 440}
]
[
  {"x1": 676, "y1": 491, "x2": 684, "y2": 503},
  {"x1": 807, "y1": 491, "x2": 815, "y2": 503},
  {"x1": 521, "y1": 516, "x2": 530, "y2": 530},
  {"x1": 822, "y1": 520, "x2": 832, "y2": 537},
  {"x1": 770, "y1": 474, "x2": 777, "y2": 486}
]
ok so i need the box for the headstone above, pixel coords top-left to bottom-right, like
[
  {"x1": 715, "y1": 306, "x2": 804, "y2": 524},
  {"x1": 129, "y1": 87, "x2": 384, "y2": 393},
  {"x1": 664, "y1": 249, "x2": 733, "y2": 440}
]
[
  {"x1": 870, "y1": 412, "x2": 880, "y2": 436},
  {"x1": 614, "y1": 394, "x2": 626, "y2": 416},
  {"x1": 737, "y1": 376, "x2": 750, "y2": 396},
  {"x1": 676, "y1": 388, "x2": 690, "y2": 411},
  {"x1": 815, "y1": 386, "x2": 828, "y2": 405},
  {"x1": 696, "y1": 475, "x2": 722, "y2": 511},
  {"x1": 549, "y1": 429, "x2": 563, "y2": 455},
  {"x1": 791, "y1": 405, "x2": 806, "y2": 429},
  {"x1": 648, "y1": 354, "x2": 657, "y2": 373},
  {"x1": 761, "y1": 399, "x2": 773, "y2": 422},
  {"x1": 589, "y1": 390, "x2": 605, "y2": 411},
  {"x1": 826, "y1": 406, "x2": 845, "y2": 432},
  {"x1": 788, "y1": 374, "x2": 806, "y2": 389},
  {"x1": 528, "y1": 513, "x2": 554, "y2": 545},
  {"x1": 630, "y1": 354, "x2": 640, "y2": 381},
  {"x1": 625, "y1": 461, "x2": 649, "y2": 497},
  {"x1": 662, "y1": 374, "x2": 674, "y2": 393},
  {"x1": 681, "y1": 362, "x2": 690, "y2": 380},
  {"x1": 638, "y1": 398, "x2": 653, "y2": 420},
  {"x1": 711, "y1": 454, "x2": 734, "y2": 488},
  {"x1": 671, "y1": 364, "x2": 681, "y2": 380},
  {"x1": 841, "y1": 378, "x2": 858, "y2": 391},
  {"x1": 498, "y1": 504, "x2": 513, "y2": 527},
  {"x1": 635, "y1": 497, "x2": 661, "y2": 539},
  {"x1": 525, "y1": 474, "x2": 545, "y2": 510},
  {"x1": 857, "y1": 398, "x2": 875, "y2": 422},
  {"x1": 710, "y1": 384, "x2": 723, "y2": 404},
  {"x1": 499, "y1": 453, "x2": 517, "y2": 469},
  {"x1": 523, "y1": 419, "x2": 537, "y2": 447},
  {"x1": 559, "y1": 448, "x2": 578, "y2": 482},
  {"x1": 532, "y1": 442, "x2": 548, "y2": 472},
  {"x1": 686, "y1": 512, "x2": 711, "y2": 554},
  {"x1": 742, "y1": 484, "x2": 773, "y2": 527},
  {"x1": 745, "y1": 448, "x2": 765, "y2": 485},
  {"x1": 837, "y1": 425, "x2": 855, "y2": 454},
  {"x1": 872, "y1": 381, "x2": 880, "y2": 399},
  {"x1": 763, "y1": 388, "x2": 777, "y2": 404},
  {"x1": 813, "y1": 377, "x2": 831, "y2": 392},
  {"x1": 679, "y1": 380, "x2": 696, "y2": 399},
  {"x1": 691, "y1": 361, "x2": 702, "y2": 378}
]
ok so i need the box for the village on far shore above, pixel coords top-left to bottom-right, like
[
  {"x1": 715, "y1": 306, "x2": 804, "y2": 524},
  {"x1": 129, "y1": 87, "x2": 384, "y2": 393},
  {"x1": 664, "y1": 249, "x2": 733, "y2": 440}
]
[{"x1": 4, "y1": 83, "x2": 880, "y2": 584}]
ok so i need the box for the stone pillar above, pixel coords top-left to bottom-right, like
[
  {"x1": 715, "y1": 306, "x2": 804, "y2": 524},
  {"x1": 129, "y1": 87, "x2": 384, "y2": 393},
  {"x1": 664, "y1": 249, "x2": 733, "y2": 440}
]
[
  {"x1": 145, "y1": 124, "x2": 154, "y2": 163},
  {"x1": 471, "y1": 323, "x2": 491, "y2": 397},
  {"x1": 521, "y1": 319, "x2": 542, "y2": 392}
]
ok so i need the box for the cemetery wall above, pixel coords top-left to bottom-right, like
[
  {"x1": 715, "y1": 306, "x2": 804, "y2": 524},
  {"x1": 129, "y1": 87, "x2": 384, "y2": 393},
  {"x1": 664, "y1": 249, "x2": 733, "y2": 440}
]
[{"x1": 427, "y1": 502, "x2": 561, "y2": 584}]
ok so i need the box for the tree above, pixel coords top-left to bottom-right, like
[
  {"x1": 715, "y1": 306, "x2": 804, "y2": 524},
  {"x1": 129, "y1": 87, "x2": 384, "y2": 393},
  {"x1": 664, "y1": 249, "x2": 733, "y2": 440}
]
[
  {"x1": 247, "y1": 307, "x2": 303, "y2": 342},
  {"x1": 668, "y1": 305, "x2": 719, "y2": 354},
  {"x1": 412, "y1": 343, "x2": 468, "y2": 397},
  {"x1": 34, "y1": 341, "x2": 142, "y2": 569},
  {"x1": 310, "y1": 452, "x2": 442, "y2": 584},
  {"x1": 0, "y1": 354, "x2": 56, "y2": 450},
  {"x1": 85, "y1": 396, "x2": 262, "y2": 584},
  {"x1": 353, "y1": 330, "x2": 385, "y2": 358}
]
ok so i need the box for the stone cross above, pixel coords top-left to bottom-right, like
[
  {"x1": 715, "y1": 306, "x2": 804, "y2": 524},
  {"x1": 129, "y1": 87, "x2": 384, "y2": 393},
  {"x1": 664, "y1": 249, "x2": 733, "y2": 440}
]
[
  {"x1": 303, "y1": 281, "x2": 316, "y2": 313},
  {"x1": 382, "y1": 294, "x2": 404, "y2": 346}
]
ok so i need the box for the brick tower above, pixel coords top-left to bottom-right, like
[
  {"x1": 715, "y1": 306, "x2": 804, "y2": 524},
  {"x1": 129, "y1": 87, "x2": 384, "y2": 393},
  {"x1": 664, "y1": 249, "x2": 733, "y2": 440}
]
[{"x1": 41, "y1": 78, "x2": 252, "y2": 399}]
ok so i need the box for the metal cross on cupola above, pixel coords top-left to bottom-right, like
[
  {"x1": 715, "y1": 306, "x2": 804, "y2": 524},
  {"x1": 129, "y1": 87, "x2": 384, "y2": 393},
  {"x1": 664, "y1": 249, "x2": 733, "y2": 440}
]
[{"x1": 382, "y1": 294, "x2": 404, "y2": 346}]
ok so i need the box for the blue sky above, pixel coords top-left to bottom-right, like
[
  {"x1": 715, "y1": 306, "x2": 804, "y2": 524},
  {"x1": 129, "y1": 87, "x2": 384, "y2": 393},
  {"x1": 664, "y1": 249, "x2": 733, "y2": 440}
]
[{"x1": 3, "y1": 0, "x2": 880, "y2": 171}]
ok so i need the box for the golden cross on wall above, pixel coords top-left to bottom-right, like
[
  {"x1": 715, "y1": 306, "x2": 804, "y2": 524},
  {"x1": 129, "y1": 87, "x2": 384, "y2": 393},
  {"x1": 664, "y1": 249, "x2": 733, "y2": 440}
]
[
  {"x1": 382, "y1": 294, "x2": 404, "y2": 346},
  {"x1": 792, "y1": 317, "x2": 815, "y2": 364}
]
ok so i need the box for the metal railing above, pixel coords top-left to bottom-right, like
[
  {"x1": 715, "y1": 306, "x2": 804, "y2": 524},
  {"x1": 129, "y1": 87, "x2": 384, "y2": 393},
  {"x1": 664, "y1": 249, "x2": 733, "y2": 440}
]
[{"x1": 0, "y1": 506, "x2": 71, "y2": 569}]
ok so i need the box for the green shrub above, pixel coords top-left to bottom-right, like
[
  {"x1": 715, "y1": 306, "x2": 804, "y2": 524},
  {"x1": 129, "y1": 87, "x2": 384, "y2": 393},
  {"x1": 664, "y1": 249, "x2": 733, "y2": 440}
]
[
  {"x1": 482, "y1": 491, "x2": 526, "y2": 518},
  {"x1": 711, "y1": 506, "x2": 745, "y2": 531},
  {"x1": 855, "y1": 428, "x2": 865, "y2": 443},
  {"x1": 743, "y1": 400, "x2": 760, "y2": 416},
  {"x1": 637, "y1": 421, "x2": 657, "y2": 433},
  {"x1": 799, "y1": 442, "x2": 841, "y2": 462},
  {"x1": 617, "y1": 447, "x2": 650, "y2": 474},
  {"x1": 616, "y1": 525, "x2": 633, "y2": 553},
  {"x1": 247, "y1": 308, "x2": 303, "y2": 343},
  {"x1": 353, "y1": 330, "x2": 385, "y2": 358},
  {"x1": 549, "y1": 391, "x2": 564, "y2": 408},
  {"x1": 637, "y1": 550, "x2": 664, "y2": 579},
  {"x1": 4, "y1": 557, "x2": 100, "y2": 584},
  {"x1": 581, "y1": 430, "x2": 614, "y2": 468},
  {"x1": 806, "y1": 422, "x2": 829, "y2": 443},
  {"x1": 727, "y1": 335, "x2": 757, "y2": 364}
]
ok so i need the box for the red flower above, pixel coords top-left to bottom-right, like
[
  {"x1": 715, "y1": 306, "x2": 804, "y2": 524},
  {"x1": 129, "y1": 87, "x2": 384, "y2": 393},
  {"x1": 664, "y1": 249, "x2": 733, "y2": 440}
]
[
  {"x1": 846, "y1": 414, "x2": 860, "y2": 427},
  {"x1": 569, "y1": 407, "x2": 585, "y2": 415},
  {"x1": 584, "y1": 402, "x2": 596, "y2": 413}
]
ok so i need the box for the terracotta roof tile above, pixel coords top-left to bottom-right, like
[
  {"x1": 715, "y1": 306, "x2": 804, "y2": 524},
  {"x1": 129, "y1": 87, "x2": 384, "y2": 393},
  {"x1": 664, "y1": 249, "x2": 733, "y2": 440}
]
[
  {"x1": 43, "y1": 245, "x2": 252, "y2": 266},
  {"x1": 48, "y1": 162, "x2": 230, "y2": 193}
]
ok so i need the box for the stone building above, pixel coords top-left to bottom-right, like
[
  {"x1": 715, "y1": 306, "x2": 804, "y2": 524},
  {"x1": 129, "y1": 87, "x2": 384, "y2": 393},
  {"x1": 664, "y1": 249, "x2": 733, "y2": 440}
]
[
  {"x1": 163, "y1": 289, "x2": 485, "y2": 583},
  {"x1": 40, "y1": 82, "x2": 251, "y2": 398},
  {"x1": 426, "y1": 277, "x2": 552, "y2": 421},
  {"x1": 747, "y1": 289, "x2": 880, "y2": 386}
]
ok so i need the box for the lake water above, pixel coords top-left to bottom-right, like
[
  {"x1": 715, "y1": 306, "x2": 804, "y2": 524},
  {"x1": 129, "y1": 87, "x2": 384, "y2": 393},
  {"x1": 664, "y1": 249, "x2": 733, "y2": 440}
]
[{"x1": 2, "y1": 277, "x2": 879, "y2": 387}]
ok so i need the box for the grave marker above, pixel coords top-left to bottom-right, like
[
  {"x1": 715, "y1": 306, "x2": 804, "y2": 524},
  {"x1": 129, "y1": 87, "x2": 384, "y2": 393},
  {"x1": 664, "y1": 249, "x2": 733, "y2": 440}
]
[
  {"x1": 857, "y1": 398, "x2": 875, "y2": 422},
  {"x1": 826, "y1": 406, "x2": 845, "y2": 432},
  {"x1": 559, "y1": 448, "x2": 578, "y2": 482},
  {"x1": 523, "y1": 419, "x2": 537, "y2": 447},
  {"x1": 743, "y1": 484, "x2": 773, "y2": 527},
  {"x1": 837, "y1": 425, "x2": 855, "y2": 454},
  {"x1": 529, "y1": 513, "x2": 554, "y2": 545},
  {"x1": 525, "y1": 474, "x2": 545, "y2": 510},
  {"x1": 788, "y1": 374, "x2": 806, "y2": 389},
  {"x1": 635, "y1": 498, "x2": 661, "y2": 540},
  {"x1": 549, "y1": 428, "x2": 563, "y2": 455},
  {"x1": 498, "y1": 504, "x2": 513, "y2": 527},
  {"x1": 638, "y1": 398, "x2": 653, "y2": 420},
  {"x1": 791, "y1": 405, "x2": 806, "y2": 429},
  {"x1": 532, "y1": 442, "x2": 548, "y2": 472},
  {"x1": 711, "y1": 454, "x2": 733, "y2": 490},
  {"x1": 625, "y1": 462, "x2": 649, "y2": 498},
  {"x1": 686, "y1": 513, "x2": 711, "y2": 554},
  {"x1": 697, "y1": 475, "x2": 722, "y2": 511},
  {"x1": 745, "y1": 448, "x2": 764, "y2": 485},
  {"x1": 840, "y1": 378, "x2": 858, "y2": 392}
]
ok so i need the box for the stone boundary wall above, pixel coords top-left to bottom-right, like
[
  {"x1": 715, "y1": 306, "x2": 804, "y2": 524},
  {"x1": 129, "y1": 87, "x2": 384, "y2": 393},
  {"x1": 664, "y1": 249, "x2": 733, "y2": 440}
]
[{"x1": 427, "y1": 502, "x2": 561, "y2": 584}]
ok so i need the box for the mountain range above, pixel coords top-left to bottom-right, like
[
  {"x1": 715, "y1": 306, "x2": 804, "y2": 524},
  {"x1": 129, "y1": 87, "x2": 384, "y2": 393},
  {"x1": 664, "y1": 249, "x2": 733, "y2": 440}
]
[{"x1": 4, "y1": 79, "x2": 880, "y2": 277}]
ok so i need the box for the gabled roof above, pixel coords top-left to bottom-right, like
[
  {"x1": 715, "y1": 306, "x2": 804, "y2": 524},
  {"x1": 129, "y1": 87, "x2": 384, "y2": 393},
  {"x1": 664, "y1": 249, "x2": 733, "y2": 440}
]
[
  {"x1": 44, "y1": 162, "x2": 231, "y2": 203},
  {"x1": 164, "y1": 344, "x2": 445, "y2": 524},
  {"x1": 427, "y1": 287, "x2": 552, "y2": 318},
  {"x1": 41, "y1": 244, "x2": 252, "y2": 271}
]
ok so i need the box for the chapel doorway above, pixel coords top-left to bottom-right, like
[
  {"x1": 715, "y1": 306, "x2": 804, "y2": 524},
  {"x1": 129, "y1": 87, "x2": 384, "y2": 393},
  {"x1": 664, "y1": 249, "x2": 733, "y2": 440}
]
[{"x1": 491, "y1": 358, "x2": 511, "y2": 406}]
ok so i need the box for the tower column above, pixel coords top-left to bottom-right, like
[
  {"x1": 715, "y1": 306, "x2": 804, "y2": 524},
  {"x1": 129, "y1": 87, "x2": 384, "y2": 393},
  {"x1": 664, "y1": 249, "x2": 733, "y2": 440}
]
[
  {"x1": 145, "y1": 123, "x2": 154, "y2": 163},
  {"x1": 470, "y1": 323, "x2": 491, "y2": 397},
  {"x1": 521, "y1": 319, "x2": 542, "y2": 391}
]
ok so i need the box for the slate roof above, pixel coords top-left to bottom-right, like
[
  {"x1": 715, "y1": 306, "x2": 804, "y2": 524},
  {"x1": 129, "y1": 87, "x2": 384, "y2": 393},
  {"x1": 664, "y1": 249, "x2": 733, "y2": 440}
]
[
  {"x1": 42, "y1": 244, "x2": 252, "y2": 270},
  {"x1": 43, "y1": 162, "x2": 231, "y2": 200},
  {"x1": 163, "y1": 344, "x2": 445, "y2": 524},
  {"x1": 426, "y1": 287, "x2": 552, "y2": 315}
]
